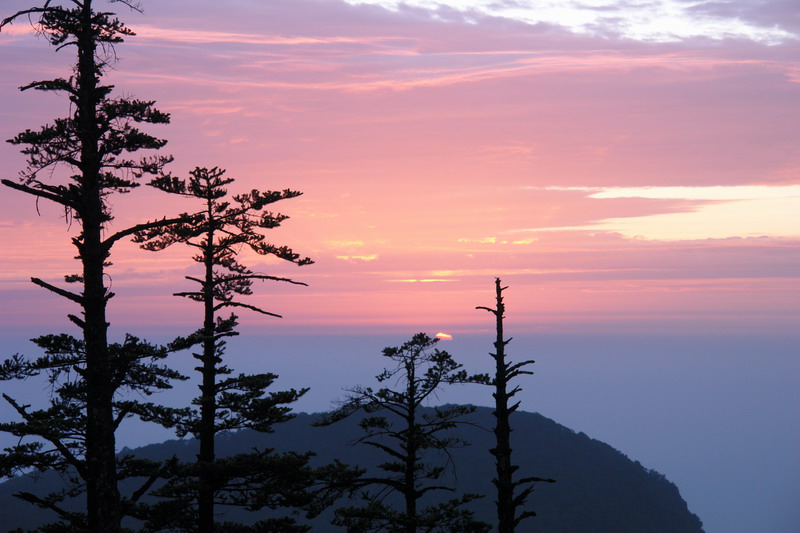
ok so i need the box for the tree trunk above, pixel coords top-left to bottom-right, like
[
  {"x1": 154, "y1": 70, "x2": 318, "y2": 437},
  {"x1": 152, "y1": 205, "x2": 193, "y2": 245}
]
[
  {"x1": 78, "y1": 2, "x2": 121, "y2": 531},
  {"x1": 198, "y1": 219, "x2": 217, "y2": 533},
  {"x1": 491, "y1": 279, "x2": 514, "y2": 533},
  {"x1": 404, "y1": 361, "x2": 418, "y2": 533}
]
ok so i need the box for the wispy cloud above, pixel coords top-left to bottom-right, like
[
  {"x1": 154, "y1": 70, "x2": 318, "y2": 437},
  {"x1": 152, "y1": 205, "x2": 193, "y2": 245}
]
[
  {"x1": 543, "y1": 185, "x2": 800, "y2": 201},
  {"x1": 336, "y1": 254, "x2": 380, "y2": 262},
  {"x1": 119, "y1": 48, "x2": 778, "y2": 94},
  {"x1": 130, "y1": 24, "x2": 410, "y2": 48},
  {"x1": 590, "y1": 197, "x2": 800, "y2": 240},
  {"x1": 515, "y1": 185, "x2": 800, "y2": 241},
  {"x1": 340, "y1": 0, "x2": 799, "y2": 43},
  {"x1": 388, "y1": 278, "x2": 457, "y2": 282},
  {"x1": 0, "y1": 24, "x2": 35, "y2": 39}
]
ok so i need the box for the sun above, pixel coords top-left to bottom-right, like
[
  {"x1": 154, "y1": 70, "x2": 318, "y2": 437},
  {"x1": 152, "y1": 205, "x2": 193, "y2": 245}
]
[{"x1": 435, "y1": 332, "x2": 453, "y2": 341}]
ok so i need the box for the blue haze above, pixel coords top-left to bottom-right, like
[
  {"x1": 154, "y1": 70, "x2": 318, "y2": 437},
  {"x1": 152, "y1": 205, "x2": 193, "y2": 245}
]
[{"x1": 0, "y1": 329, "x2": 798, "y2": 533}]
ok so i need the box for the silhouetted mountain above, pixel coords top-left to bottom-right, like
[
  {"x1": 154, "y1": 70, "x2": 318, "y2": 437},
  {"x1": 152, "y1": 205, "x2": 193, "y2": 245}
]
[{"x1": 0, "y1": 407, "x2": 704, "y2": 532}]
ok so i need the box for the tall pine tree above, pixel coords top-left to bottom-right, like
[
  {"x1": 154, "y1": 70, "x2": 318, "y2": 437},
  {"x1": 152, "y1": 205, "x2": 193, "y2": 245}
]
[
  {"x1": 134, "y1": 167, "x2": 328, "y2": 532},
  {"x1": 0, "y1": 2, "x2": 187, "y2": 532}
]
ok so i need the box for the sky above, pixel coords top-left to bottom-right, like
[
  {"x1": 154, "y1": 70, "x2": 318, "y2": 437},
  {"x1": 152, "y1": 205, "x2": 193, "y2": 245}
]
[{"x1": 0, "y1": 1, "x2": 799, "y2": 532}]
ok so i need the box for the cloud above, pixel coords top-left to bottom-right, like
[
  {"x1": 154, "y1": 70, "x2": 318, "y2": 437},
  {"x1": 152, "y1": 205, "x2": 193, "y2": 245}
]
[
  {"x1": 685, "y1": 0, "x2": 800, "y2": 36},
  {"x1": 388, "y1": 278, "x2": 457, "y2": 282},
  {"x1": 130, "y1": 24, "x2": 406, "y2": 47},
  {"x1": 523, "y1": 185, "x2": 800, "y2": 240},
  {"x1": 336, "y1": 254, "x2": 380, "y2": 262},
  {"x1": 0, "y1": 24, "x2": 35, "y2": 39},
  {"x1": 166, "y1": 99, "x2": 246, "y2": 115},
  {"x1": 565, "y1": 184, "x2": 800, "y2": 200},
  {"x1": 458, "y1": 237, "x2": 498, "y2": 244},
  {"x1": 117, "y1": 47, "x2": 785, "y2": 97},
  {"x1": 340, "y1": 0, "x2": 799, "y2": 43},
  {"x1": 589, "y1": 196, "x2": 800, "y2": 240},
  {"x1": 327, "y1": 240, "x2": 367, "y2": 249}
]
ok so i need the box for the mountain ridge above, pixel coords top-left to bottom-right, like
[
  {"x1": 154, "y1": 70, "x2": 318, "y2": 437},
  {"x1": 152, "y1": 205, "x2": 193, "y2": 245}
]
[{"x1": 0, "y1": 406, "x2": 704, "y2": 532}]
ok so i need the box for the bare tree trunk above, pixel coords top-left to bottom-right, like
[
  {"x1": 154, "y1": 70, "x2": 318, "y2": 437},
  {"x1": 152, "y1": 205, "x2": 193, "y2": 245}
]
[
  {"x1": 489, "y1": 279, "x2": 515, "y2": 533},
  {"x1": 478, "y1": 278, "x2": 549, "y2": 532}
]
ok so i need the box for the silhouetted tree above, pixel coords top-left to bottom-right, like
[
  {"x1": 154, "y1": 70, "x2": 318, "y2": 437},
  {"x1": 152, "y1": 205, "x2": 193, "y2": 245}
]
[
  {"x1": 318, "y1": 333, "x2": 490, "y2": 533},
  {"x1": 0, "y1": 2, "x2": 188, "y2": 532},
  {"x1": 476, "y1": 278, "x2": 554, "y2": 532},
  {"x1": 133, "y1": 167, "x2": 339, "y2": 532}
]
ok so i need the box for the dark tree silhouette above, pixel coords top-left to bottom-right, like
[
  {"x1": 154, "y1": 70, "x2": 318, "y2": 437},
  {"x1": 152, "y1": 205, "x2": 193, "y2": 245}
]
[
  {"x1": 318, "y1": 333, "x2": 490, "y2": 533},
  {"x1": 476, "y1": 278, "x2": 554, "y2": 532},
  {"x1": 0, "y1": 2, "x2": 188, "y2": 532},
  {"x1": 133, "y1": 166, "x2": 337, "y2": 532}
]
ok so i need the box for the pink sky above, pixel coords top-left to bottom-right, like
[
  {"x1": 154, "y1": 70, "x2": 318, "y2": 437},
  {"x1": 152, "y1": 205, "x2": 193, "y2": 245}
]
[
  {"x1": 1, "y1": 0, "x2": 798, "y2": 335},
  {"x1": 2, "y1": 5, "x2": 800, "y2": 533}
]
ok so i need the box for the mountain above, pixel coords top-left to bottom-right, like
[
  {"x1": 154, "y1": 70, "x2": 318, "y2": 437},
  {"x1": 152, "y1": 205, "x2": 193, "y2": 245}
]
[{"x1": 0, "y1": 407, "x2": 704, "y2": 532}]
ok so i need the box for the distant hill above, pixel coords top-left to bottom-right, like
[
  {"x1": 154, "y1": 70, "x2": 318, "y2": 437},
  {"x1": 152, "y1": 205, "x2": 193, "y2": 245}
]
[{"x1": 0, "y1": 406, "x2": 704, "y2": 532}]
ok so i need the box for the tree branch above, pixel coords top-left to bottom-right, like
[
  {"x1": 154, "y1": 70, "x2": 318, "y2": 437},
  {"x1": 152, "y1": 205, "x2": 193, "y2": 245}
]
[
  {"x1": 213, "y1": 301, "x2": 282, "y2": 318},
  {"x1": 1, "y1": 4, "x2": 56, "y2": 30},
  {"x1": 1, "y1": 179, "x2": 77, "y2": 210},
  {"x1": 103, "y1": 214, "x2": 197, "y2": 250},
  {"x1": 14, "y1": 491, "x2": 77, "y2": 522},
  {"x1": 130, "y1": 471, "x2": 161, "y2": 504},
  {"x1": 31, "y1": 277, "x2": 84, "y2": 304},
  {"x1": 2, "y1": 394, "x2": 86, "y2": 478},
  {"x1": 68, "y1": 314, "x2": 86, "y2": 328},
  {"x1": 113, "y1": 404, "x2": 133, "y2": 430},
  {"x1": 217, "y1": 274, "x2": 308, "y2": 287}
]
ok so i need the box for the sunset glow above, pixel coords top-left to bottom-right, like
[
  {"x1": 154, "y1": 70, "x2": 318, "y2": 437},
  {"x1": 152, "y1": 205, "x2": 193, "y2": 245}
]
[{"x1": 0, "y1": 0, "x2": 797, "y2": 337}]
